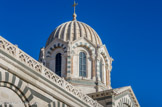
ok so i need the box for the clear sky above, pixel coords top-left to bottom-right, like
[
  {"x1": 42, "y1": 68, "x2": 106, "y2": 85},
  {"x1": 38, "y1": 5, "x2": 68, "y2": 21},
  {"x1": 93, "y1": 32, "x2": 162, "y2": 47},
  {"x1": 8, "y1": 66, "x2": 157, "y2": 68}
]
[{"x1": 0, "y1": 0, "x2": 162, "y2": 106}]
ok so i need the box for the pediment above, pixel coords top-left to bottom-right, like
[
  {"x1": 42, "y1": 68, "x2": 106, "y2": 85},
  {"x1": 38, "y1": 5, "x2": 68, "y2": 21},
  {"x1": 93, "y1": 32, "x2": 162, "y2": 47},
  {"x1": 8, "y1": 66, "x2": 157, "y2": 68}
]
[{"x1": 113, "y1": 86, "x2": 140, "y2": 107}]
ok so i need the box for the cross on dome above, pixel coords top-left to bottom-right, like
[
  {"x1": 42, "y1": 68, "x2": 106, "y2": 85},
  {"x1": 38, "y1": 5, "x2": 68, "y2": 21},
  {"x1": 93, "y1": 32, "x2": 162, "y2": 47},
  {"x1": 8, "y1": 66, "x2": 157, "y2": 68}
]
[{"x1": 72, "y1": 0, "x2": 78, "y2": 20}]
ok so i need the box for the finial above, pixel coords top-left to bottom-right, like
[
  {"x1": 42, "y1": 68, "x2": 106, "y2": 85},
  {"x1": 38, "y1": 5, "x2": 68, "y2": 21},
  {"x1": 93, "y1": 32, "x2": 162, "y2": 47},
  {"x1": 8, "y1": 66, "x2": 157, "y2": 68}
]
[{"x1": 72, "y1": 0, "x2": 78, "y2": 20}]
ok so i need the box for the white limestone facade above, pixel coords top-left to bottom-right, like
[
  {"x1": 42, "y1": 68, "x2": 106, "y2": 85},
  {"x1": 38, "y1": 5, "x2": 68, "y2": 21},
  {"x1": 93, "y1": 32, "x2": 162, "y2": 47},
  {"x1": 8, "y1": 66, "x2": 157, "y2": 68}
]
[{"x1": 0, "y1": 36, "x2": 103, "y2": 107}]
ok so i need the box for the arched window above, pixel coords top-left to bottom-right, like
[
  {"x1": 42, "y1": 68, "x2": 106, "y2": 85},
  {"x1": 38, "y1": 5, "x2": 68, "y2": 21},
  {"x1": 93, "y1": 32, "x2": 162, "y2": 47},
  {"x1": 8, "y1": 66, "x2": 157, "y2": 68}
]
[
  {"x1": 55, "y1": 53, "x2": 62, "y2": 76},
  {"x1": 79, "y1": 52, "x2": 86, "y2": 77},
  {"x1": 100, "y1": 60, "x2": 103, "y2": 81}
]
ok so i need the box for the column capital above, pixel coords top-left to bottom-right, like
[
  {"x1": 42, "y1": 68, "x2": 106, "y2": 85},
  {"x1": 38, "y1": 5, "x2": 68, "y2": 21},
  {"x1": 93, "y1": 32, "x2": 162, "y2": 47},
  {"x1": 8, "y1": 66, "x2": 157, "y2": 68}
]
[{"x1": 91, "y1": 54, "x2": 96, "y2": 60}]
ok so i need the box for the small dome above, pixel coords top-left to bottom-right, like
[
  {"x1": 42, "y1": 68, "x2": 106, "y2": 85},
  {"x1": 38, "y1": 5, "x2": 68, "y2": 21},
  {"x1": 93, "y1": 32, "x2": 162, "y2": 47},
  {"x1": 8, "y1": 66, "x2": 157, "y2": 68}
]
[{"x1": 46, "y1": 20, "x2": 102, "y2": 47}]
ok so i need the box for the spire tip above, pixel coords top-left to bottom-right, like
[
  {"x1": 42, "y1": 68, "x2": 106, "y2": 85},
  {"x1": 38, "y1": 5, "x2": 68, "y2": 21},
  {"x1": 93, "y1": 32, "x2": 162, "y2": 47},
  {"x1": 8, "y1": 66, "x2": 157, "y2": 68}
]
[{"x1": 72, "y1": 0, "x2": 78, "y2": 20}]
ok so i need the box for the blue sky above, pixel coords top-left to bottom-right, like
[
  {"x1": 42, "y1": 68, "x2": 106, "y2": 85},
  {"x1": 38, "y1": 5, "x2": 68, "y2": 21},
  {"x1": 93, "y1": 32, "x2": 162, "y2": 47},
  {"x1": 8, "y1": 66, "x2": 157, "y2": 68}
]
[{"x1": 0, "y1": 0, "x2": 162, "y2": 106}]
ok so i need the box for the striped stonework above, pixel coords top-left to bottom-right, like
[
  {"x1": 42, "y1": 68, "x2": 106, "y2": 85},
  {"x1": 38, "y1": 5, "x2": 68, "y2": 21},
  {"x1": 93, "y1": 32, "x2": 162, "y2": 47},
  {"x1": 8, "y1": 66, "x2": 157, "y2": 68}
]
[
  {"x1": 116, "y1": 97, "x2": 133, "y2": 107},
  {"x1": 45, "y1": 21, "x2": 102, "y2": 47},
  {"x1": 46, "y1": 43, "x2": 67, "y2": 57},
  {"x1": 0, "y1": 71, "x2": 35, "y2": 107},
  {"x1": 72, "y1": 42, "x2": 95, "y2": 54},
  {"x1": 113, "y1": 87, "x2": 139, "y2": 107},
  {"x1": 48, "y1": 101, "x2": 68, "y2": 107},
  {"x1": 0, "y1": 103, "x2": 13, "y2": 107},
  {"x1": 67, "y1": 56, "x2": 71, "y2": 74},
  {"x1": 71, "y1": 56, "x2": 73, "y2": 74}
]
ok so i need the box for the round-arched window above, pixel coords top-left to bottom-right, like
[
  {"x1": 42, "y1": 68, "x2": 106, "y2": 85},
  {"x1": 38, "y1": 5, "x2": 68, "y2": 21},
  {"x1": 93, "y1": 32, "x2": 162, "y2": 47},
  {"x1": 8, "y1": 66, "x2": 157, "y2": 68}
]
[
  {"x1": 55, "y1": 53, "x2": 62, "y2": 76},
  {"x1": 79, "y1": 52, "x2": 86, "y2": 77}
]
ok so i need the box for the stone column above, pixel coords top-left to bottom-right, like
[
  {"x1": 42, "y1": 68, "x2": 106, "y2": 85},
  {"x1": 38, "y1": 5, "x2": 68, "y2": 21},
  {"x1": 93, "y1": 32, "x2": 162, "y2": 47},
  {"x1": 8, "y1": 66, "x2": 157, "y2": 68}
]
[
  {"x1": 106, "y1": 65, "x2": 112, "y2": 89},
  {"x1": 96, "y1": 56, "x2": 101, "y2": 82},
  {"x1": 106, "y1": 69, "x2": 109, "y2": 86},
  {"x1": 92, "y1": 55, "x2": 96, "y2": 80}
]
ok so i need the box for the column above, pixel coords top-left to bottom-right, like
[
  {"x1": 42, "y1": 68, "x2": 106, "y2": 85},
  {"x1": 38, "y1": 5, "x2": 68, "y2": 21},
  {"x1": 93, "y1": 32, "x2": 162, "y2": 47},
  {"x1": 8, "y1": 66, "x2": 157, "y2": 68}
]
[
  {"x1": 106, "y1": 69, "x2": 109, "y2": 86},
  {"x1": 92, "y1": 55, "x2": 96, "y2": 80}
]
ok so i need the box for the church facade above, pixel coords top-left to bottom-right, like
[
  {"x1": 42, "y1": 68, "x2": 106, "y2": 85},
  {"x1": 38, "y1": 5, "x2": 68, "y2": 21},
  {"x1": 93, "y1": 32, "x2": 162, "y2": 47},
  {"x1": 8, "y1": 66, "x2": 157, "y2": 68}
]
[{"x1": 0, "y1": 4, "x2": 140, "y2": 107}]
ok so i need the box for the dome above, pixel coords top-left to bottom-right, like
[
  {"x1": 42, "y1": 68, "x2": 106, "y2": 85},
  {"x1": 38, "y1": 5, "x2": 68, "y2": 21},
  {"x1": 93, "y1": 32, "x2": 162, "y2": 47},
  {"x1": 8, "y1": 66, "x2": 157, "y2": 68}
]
[{"x1": 46, "y1": 20, "x2": 102, "y2": 47}]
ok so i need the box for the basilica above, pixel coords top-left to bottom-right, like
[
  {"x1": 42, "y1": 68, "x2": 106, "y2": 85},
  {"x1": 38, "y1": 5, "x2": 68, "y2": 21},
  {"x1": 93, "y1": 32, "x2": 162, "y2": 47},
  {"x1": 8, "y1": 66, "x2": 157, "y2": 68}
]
[{"x1": 0, "y1": 2, "x2": 140, "y2": 107}]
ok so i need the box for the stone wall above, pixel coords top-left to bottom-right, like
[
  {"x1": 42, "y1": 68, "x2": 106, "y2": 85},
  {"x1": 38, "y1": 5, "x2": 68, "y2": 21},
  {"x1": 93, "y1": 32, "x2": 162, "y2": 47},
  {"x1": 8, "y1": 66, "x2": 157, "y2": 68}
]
[{"x1": 0, "y1": 36, "x2": 103, "y2": 107}]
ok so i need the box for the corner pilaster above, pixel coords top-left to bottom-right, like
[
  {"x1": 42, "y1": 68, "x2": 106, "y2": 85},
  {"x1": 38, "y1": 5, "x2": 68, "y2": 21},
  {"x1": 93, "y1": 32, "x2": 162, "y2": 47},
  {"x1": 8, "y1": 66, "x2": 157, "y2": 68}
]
[{"x1": 66, "y1": 42, "x2": 72, "y2": 78}]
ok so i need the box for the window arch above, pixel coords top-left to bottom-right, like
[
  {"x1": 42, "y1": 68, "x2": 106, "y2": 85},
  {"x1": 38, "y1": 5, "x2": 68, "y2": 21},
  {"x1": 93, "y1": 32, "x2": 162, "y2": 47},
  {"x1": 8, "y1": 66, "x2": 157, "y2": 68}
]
[
  {"x1": 100, "y1": 60, "x2": 103, "y2": 81},
  {"x1": 55, "y1": 53, "x2": 62, "y2": 76},
  {"x1": 79, "y1": 52, "x2": 86, "y2": 77}
]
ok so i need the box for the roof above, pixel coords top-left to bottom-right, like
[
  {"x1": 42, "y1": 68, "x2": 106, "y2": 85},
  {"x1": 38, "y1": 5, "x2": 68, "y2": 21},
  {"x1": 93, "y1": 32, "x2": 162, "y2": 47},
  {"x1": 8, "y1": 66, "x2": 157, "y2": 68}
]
[{"x1": 46, "y1": 20, "x2": 102, "y2": 47}]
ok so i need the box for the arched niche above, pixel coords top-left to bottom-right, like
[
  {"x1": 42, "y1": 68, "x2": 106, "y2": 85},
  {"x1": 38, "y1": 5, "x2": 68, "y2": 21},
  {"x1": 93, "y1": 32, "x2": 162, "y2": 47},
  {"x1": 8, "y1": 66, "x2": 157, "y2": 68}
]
[
  {"x1": 0, "y1": 71, "x2": 36, "y2": 107},
  {"x1": 0, "y1": 87, "x2": 25, "y2": 107}
]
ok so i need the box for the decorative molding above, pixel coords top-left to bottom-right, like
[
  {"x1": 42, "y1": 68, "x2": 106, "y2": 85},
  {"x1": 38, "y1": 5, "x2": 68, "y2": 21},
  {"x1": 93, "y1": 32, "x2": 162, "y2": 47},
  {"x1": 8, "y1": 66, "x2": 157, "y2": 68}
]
[
  {"x1": 48, "y1": 101, "x2": 67, "y2": 107},
  {"x1": 72, "y1": 42, "x2": 95, "y2": 54},
  {"x1": 46, "y1": 43, "x2": 67, "y2": 57},
  {"x1": 0, "y1": 36, "x2": 103, "y2": 107}
]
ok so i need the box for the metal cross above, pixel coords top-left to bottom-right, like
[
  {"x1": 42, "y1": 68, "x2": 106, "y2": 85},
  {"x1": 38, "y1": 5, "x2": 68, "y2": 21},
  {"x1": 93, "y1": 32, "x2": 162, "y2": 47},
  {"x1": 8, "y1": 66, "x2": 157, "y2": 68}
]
[{"x1": 72, "y1": 0, "x2": 78, "y2": 14}]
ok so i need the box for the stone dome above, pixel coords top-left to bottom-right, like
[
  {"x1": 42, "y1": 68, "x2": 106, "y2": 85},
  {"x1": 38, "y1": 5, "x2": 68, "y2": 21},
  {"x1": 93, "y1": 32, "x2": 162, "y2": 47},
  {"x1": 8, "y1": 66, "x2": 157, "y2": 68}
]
[{"x1": 46, "y1": 20, "x2": 102, "y2": 47}]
